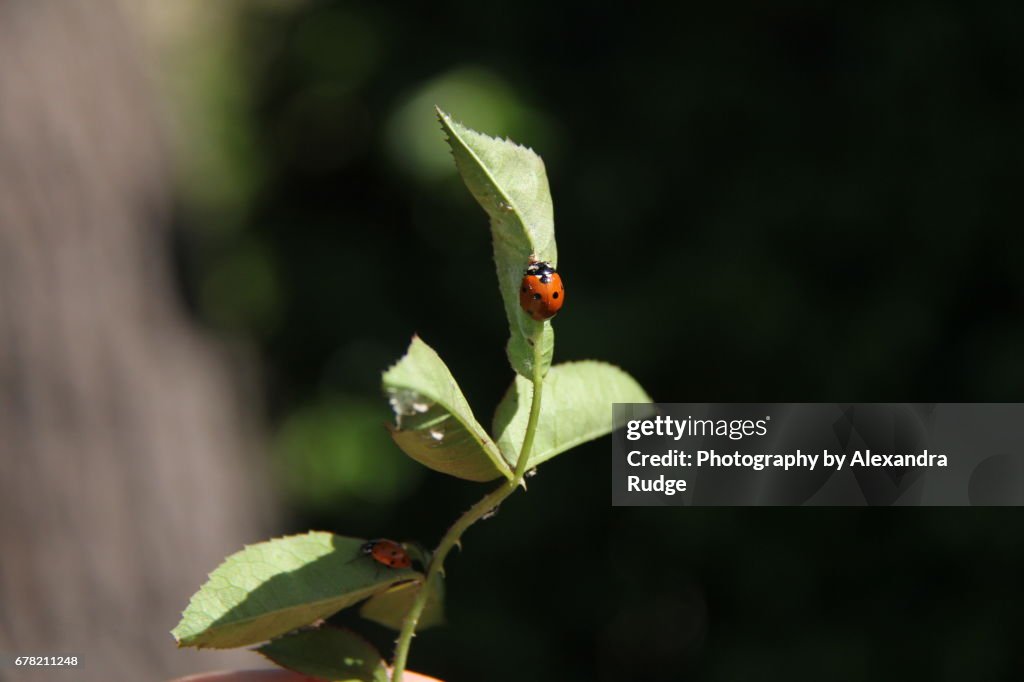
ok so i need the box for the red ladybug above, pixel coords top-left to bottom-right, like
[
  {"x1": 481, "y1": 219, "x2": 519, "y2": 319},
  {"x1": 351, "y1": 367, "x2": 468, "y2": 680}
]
[
  {"x1": 361, "y1": 539, "x2": 412, "y2": 569},
  {"x1": 519, "y1": 261, "x2": 564, "y2": 321}
]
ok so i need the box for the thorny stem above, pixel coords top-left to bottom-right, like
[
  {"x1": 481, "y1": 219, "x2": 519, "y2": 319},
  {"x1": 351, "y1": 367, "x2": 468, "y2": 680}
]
[{"x1": 391, "y1": 331, "x2": 546, "y2": 681}]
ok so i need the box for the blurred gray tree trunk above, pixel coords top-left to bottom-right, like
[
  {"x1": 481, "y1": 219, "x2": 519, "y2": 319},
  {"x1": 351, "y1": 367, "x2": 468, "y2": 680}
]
[{"x1": 0, "y1": 2, "x2": 272, "y2": 679}]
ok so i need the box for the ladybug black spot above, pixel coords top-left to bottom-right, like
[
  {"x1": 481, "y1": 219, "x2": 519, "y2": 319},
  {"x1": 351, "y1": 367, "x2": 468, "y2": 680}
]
[
  {"x1": 552, "y1": 292, "x2": 559, "y2": 299},
  {"x1": 532, "y1": 293, "x2": 542, "y2": 300}
]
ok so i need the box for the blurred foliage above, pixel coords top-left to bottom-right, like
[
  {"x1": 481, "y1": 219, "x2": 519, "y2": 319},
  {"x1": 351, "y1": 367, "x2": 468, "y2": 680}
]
[
  {"x1": 273, "y1": 397, "x2": 422, "y2": 516},
  {"x1": 165, "y1": 1, "x2": 1024, "y2": 680},
  {"x1": 387, "y1": 66, "x2": 555, "y2": 181}
]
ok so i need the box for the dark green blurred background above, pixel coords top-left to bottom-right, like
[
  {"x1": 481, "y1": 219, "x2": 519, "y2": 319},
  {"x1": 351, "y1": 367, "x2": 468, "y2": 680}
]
[{"x1": 170, "y1": 2, "x2": 1024, "y2": 680}]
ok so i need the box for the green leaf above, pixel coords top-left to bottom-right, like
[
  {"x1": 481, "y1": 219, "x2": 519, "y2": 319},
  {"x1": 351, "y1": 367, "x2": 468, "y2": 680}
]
[
  {"x1": 384, "y1": 335, "x2": 512, "y2": 482},
  {"x1": 507, "y1": 325, "x2": 554, "y2": 382},
  {"x1": 437, "y1": 107, "x2": 557, "y2": 379},
  {"x1": 361, "y1": 573, "x2": 445, "y2": 631},
  {"x1": 258, "y1": 628, "x2": 389, "y2": 682},
  {"x1": 493, "y1": 361, "x2": 653, "y2": 470},
  {"x1": 172, "y1": 532, "x2": 419, "y2": 649},
  {"x1": 399, "y1": 542, "x2": 432, "y2": 568}
]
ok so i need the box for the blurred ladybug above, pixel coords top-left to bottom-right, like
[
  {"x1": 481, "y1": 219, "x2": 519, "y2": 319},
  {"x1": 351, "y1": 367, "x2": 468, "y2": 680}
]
[
  {"x1": 361, "y1": 539, "x2": 412, "y2": 569},
  {"x1": 519, "y1": 261, "x2": 564, "y2": 321}
]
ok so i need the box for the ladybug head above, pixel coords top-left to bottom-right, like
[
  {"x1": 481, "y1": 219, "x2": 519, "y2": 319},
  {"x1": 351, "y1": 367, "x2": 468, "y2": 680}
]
[{"x1": 525, "y1": 260, "x2": 557, "y2": 283}]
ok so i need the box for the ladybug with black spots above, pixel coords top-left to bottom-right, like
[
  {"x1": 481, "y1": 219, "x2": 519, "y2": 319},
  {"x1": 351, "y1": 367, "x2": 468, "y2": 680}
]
[
  {"x1": 519, "y1": 260, "x2": 564, "y2": 321},
  {"x1": 361, "y1": 539, "x2": 412, "y2": 569}
]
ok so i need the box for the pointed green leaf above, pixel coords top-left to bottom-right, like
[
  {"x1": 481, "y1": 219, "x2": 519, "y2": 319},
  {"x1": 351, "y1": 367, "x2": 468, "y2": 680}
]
[
  {"x1": 258, "y1": 628, "x2": 389, "y2": 682},
  {"x1": 493, "y1": 361, "x2": 653, "y2": 469},
  {"x1": 384, "y1": 335, "x2": 512, "y2": 482},
  {"x1": 361, "y1": 573, "x2": 445, "y2": 631},
  {"x1": 437, "y1": 107, "x2": 557, "y2": 378},
  {"x1": 172, "y1": 532, "x2": 419, "y2": 649}
]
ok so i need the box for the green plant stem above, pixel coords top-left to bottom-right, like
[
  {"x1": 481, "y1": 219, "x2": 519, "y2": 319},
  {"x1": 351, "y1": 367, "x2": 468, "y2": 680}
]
[
  {"x1": 391, "y1": 330, "x2": 546, "y2": 682},
  {"x1": 513, "y1": 343, "x2": 545, "y2": 483}
]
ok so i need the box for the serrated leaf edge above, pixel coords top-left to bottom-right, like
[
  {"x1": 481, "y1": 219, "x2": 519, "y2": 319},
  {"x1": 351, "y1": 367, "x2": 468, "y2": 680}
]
[
  {"x1": 435, "y1": 106, "x2": 545, "y2": 261},
  {"x1": 255, "y1": 625, "x2": 387, "y2": 680},
  {"x1": 172, "y1": 531, "x2": 421, "y2": 648}
]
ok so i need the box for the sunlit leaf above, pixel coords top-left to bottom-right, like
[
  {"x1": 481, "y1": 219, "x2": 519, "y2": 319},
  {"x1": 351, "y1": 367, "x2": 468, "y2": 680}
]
[
  {"x1": 493, "y1": 361, "x2": 653, "y2": 469},
  {"x1": 384, "y1": 336, "x2": 512, "y2": 482},
  {"x1": 438, "y1": 108, "x2": 556, "y2": 378},
  {"x1": 172, "y1": 532, "x2": 419, "y2": 649}
]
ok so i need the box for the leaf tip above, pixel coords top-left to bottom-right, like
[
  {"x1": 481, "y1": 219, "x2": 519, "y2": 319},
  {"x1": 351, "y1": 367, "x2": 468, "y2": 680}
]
[
  {"x1": 171, "y1": 627, "x2": 196, "y2": 649},
  {"x1": 435, "y1": 106, "x2": 456, "y2": 138}
]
